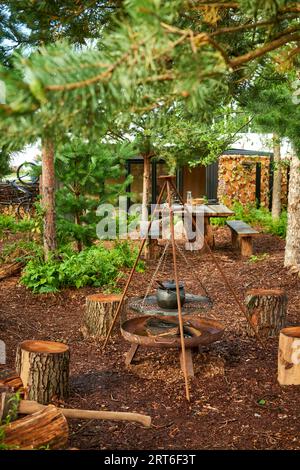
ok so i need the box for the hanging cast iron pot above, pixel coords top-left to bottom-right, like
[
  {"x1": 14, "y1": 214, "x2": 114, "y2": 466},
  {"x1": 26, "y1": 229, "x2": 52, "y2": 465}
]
[{"x1": 156, "y1": 280, "x2": 186, "y2": 309}]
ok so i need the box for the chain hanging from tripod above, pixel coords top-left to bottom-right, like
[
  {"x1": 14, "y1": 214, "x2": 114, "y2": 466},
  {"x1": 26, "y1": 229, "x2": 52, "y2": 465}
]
[
  {"x1": 174, "y1": 239, "x2": 211, "y2": 300},
  {"x1": 141, "y1": 239, "x2": 170, "y2": 308}
]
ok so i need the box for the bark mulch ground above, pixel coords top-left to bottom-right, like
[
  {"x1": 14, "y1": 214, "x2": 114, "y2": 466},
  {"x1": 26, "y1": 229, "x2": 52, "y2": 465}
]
[{"x1": 0, "y1": 228, "x2": 299, "y2": 450}]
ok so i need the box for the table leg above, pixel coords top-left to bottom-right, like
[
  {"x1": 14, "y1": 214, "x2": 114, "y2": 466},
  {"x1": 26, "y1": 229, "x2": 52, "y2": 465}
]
[
  {"x1": 125, "y1": 344, "x2": 139, "y2": 366},
  {"x1": 204, "y1": 217, "x2": 215, "y2": 248},
  {"x1": 185, "y1": 214, "x2": 205, "y2": 251},
  {"x1": 179, "y1": 348, "x2": 194, "y2": 377}
]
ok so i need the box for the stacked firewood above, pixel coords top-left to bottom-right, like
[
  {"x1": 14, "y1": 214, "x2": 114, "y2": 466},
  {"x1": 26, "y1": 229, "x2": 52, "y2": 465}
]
[{"x1": 0, "y1": 182, "x2": 39, "y2": 206}]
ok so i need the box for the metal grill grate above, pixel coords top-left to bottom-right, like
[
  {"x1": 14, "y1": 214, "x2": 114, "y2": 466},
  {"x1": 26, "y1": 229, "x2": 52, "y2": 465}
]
[{"x1": 129, "y1": 293, "x2": 213, "y2": 316}]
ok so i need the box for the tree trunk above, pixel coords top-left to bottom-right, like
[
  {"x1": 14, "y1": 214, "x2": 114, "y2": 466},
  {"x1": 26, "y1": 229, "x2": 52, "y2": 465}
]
[
  {"x1": 284, "y1": 152, "x2": 300, "y2": 272},
  {"x1": 42, "y1": 138, "x2": 57, "y2": 259},
  {"x1": 245, "y1": 288, "x2": 287, "y2": 338},
  {"x1": 15, "y1": 340, "x2": 70, "y2": 405},
  {"x1": 278, "y1": 326, "x2": 300, "y2": 385},
  {"x1": 271, "y1": 133, "x2": 282, "y2": 220},
  {"x1": 74, "y1": 184, "x2": 83, "y2": 252},
  {"x1": 142, "y1": 154, "x2": 152, "y2": 259},
  {"x1": 74, "y1": 211, "x2": 83, "y2": 252},
  {"x1": 1, "y1": 405, "x2": 68, "y2": 450},
  {"x1": 83, "y1": 294, "x2": 127, "y2": 339}
]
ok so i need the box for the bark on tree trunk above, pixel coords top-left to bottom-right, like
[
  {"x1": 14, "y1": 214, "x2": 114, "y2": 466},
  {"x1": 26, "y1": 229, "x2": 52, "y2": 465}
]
[
  {"x1": 142, "y1": 154, "x2": 152, "y2": 259},
  {"x1": 83, "y1": 294, "x2": 128, "y2": 339},
  {"x1": 1, "y1": 405, "x2": 68, "y2": 450},
  {"x1": 284, "y1": 152, "x2": 300, "y2": 272},
  {"x1": 15, "y1": 340, "x2": 70, "y2": 405},
  {"x1": 278, "y1": 326, "x2": 300, "y2": 385},
  {"x1": 245, "y1": 288, "x2": 287, "y2": 338},
  {"x1": 42, "y1": 138, "x2": 57, "y2": 259},
  {"x1": 272, "y1": 133, "x2": 282, "y2": 220},
  {"x1": 74, "y1": 211, "x2": 83, "y2": 252}
]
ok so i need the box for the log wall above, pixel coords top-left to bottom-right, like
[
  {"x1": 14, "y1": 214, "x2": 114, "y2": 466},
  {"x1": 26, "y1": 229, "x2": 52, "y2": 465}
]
[{"x1": 217, "y1": 155, "x2": 289, "y2": 208}]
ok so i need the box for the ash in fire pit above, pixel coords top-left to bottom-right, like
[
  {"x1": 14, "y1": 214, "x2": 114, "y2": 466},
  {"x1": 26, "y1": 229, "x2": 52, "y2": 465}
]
[{"x1": 145, "y1": 318, "x2": 202, "y2": 339}]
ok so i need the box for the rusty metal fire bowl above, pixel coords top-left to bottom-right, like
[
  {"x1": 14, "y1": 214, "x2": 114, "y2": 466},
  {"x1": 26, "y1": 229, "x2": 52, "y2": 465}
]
[{"x1": 121, "y1": 315, "x2": 224, "y2": 349}]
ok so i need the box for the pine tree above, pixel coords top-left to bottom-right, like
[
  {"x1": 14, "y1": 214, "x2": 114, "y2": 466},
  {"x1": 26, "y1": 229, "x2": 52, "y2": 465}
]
[
  {"x1": 238, "y1": 69, "x2": 300, "y2": 272},
  {"x1": 55, "y1": 138, "x2": 133, "y2": 251},
  {"x1": 0, "y1": 145, "x2": 11, "y2": 178},
  {"x1": 0, "y1": 0, "x2": 122, "y2": 63},
  {"x1": 0, "y1": 0, "x2": 122, "y2": 256}
]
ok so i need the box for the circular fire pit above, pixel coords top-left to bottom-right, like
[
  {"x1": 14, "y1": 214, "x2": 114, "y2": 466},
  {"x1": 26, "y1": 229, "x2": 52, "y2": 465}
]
[
  {"x1": 121, "y1": 315, "x2": 224, "y2": 349},
  {"x1": 121, "y1": 315, "x2": 224, "y2": 377}
]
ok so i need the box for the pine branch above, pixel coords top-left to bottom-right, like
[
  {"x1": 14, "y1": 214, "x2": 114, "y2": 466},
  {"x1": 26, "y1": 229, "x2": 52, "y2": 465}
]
[
  {"x1": 45, "y1": 38, "x2": 149, "y2": 92},
  {"x1": 231, "y1": 32, "x2": 300, "y2": 68}
]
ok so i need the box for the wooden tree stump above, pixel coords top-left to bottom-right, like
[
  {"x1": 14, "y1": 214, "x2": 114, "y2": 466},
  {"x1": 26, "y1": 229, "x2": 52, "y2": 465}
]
[
  {"x1": 278, "y1": 327, "x2": 300, "y2": 385},
  {"x1": 245, "y1": 288, "x2": 287, "y2": 338},
  {"x1": 1, "y1": 404, "x2": 68, "y2": 450},
  {"x1": 84, "y1": 294, "x2": 128, "y2": 339},
  {"x1": 15, "y1": 340, "x2": 70, "y2": 405}
]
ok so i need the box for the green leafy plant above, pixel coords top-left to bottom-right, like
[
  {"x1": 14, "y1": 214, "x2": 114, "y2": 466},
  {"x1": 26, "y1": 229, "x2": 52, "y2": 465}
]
[
  {"x1": 257, "y1": 398, "x2": 267, "y2": 406},
  {"x1": 211, "y1": 203, "x2": 287, "y2": 238},
  {"x1": 248, "y1": 253, "x2": 269, "y2": 263},
  {"x1": 0, "y1": 214, "x2": 34, "y2": 238},
  {"x1": 0, "y1": 392, "x2": 21, "y2": 450},
  {"x1": 20, "y1": 241, "x2": 144, "y2": 293},
  {"x1": 0, "y1": 240, "x2": 43, "y2": 264}
]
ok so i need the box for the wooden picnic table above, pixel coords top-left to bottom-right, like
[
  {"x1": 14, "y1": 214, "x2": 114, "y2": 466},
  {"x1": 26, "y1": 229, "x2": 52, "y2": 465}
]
[
  {"x1": 173, "y1": 203, "x2": 234, "y2": 250},
  {"x1": 199, "y1": 204, "x2": 234, "y2": 250}
]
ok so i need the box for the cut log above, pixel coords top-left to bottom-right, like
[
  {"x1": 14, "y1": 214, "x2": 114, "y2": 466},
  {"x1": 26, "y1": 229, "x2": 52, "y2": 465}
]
[
  {"x1": 278, "y1": 326, "x2": 300, "y2": 385},
  {"x1": 1, "y1": 404, "x2": 68, "y2": 450},
  {"x1": 245, "y1": 288, "x2": 287, "y2": 338},
  {"x1": 0, "y1": 261, "x2": 24, "y2": 281},
  {"x1": 0, "y1": 369, "x2": 23, "y2": 393},
  {"x1": 84, "y1": 294, "x2": 128, "y2": 339},
  {"x1": 15, "y1": 340, "x2": 70, "y2": 404}
]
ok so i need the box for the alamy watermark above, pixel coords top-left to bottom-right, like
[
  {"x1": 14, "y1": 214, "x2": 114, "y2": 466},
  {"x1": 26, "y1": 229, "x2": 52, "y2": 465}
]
[{"x1": 95, "y1": 197, "x2": 205, "y2": 250}]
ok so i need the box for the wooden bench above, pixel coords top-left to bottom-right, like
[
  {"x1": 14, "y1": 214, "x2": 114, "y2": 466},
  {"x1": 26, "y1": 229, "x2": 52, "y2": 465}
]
[{"x1": 226, "y1": 220, "x2": 259, "y2": 257}]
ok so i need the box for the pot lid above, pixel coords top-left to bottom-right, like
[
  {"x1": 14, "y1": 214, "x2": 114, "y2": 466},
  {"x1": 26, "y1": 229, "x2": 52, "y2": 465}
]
[{"x1": 160, "y1": 279, "x2": 184, "y2": 290}]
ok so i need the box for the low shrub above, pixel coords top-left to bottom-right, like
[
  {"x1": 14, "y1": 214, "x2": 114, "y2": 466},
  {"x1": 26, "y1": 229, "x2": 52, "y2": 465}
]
[
  {"x1": 211, "y1": 202, "x2": 287, "y2": 238},
  {"x1": 0, "y1": 240, "x2": 43, "y2": 264},
  {"x1": 0, "y1": 214, "x2": 34, "y2": 238},
  {"x1": 20, "y1": 241, "x2": 144, "y2": 293}
]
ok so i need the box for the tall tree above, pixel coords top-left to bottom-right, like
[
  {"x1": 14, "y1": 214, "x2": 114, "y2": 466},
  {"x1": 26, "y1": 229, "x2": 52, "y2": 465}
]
[
  {"x1": 0, "y1": 145, "x2": 11, "y2": 178},
  {"x1": 55, "y1": 137, "x2": 133, "y2": 251},
  {"x1": 272, "y1": 132, "x2": 282, "y2": 220},
  {"x1": 0, "y1": 0, "x2": 122, "y2": 64},
  {"x1": 239, "y1": 72, "x2": 300, "y2": 272},
  {"x1": 0, "y1": 0, "x2": 121, "y2": 256},
  {"x1": 285, "y1": 151, "x2": 300, "y2": 271}
]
